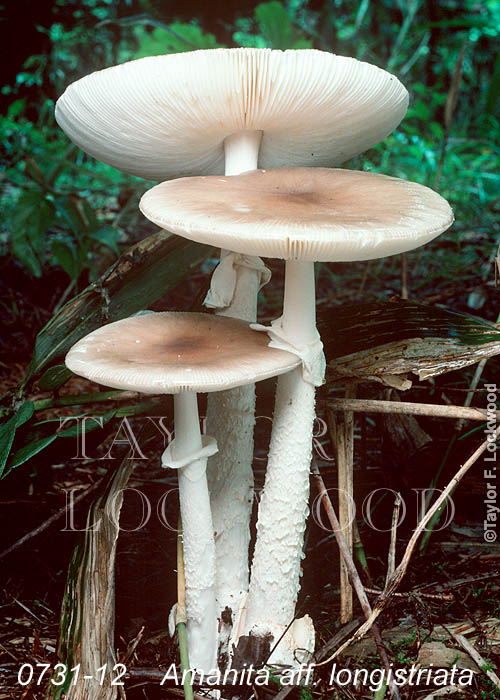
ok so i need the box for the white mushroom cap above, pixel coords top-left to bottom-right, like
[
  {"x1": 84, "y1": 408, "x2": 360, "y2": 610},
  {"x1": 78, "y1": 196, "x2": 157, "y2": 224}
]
[
  {"x1": 139, "y1": 167, "x2": 454, "y2": 262},
  {"x1": 55, "y1": 48, "x2": 408, "y2": 180},
  {"x1": 65, "y1": 312, "x2": 300, "y2": 393}
]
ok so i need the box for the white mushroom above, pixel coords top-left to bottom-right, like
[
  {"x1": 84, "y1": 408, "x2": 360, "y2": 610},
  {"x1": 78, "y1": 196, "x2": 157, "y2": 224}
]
[
  {"x1": 55, "y1": 49, "x2": 408, "y2": 180},
  {"x1": 139, "y1": 167, "x2": 454, "y2": 662},
  {"x1": 55, "y1": 47, "x2": 409, "y2": 633},
  {"x1": 65, "y1": 312, "x2": 299, "y2": 671}
]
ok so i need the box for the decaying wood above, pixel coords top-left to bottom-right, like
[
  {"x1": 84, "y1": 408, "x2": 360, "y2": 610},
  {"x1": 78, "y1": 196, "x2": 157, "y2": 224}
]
[
  {"x1": 328, "y1": 398, "x2": 500, "y2": 421},
  {"x1": 319, "y1": 300, "x2": 500, "y2": 386},
  {"x1": 417, "y1": 641, "x2": 478, "y2": 673},
  {"x1": 326, "y1": 331, "x2": 500, "y2": 384},
  {"x1": 47, "y1": 454, "x2": 137, "y2": 700},
  {"x1": 381, "y1": 389, "x2": 432, "y2": 455},
  {"x1": 315, "y1": 618, "x2": 362, "y2": 664}
]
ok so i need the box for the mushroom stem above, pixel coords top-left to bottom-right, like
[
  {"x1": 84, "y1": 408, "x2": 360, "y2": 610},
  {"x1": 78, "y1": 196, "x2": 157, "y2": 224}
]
[
  {"x1": 245, "y1": 260, "x2": 319, "y2": 640},
  {"x1": 173, "y1": 392, "x2": 218, "y2": 672},
  {"x1": 206, "y1": 129, "x2": 265, "y2": 623},
  {"x1": 281, "y1": 260, "x2": 317, "y2": 343},
  {"x1": 224, "y1": 130, "x2": 262, "y2": 175}
]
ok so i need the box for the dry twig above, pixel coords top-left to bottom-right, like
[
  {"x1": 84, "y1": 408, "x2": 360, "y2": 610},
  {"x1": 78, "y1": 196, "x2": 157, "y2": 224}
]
[
  {"x1": 314, "y1": 425, "x2": 500, "y2": 667},
  {"x1": 329, "y1": 398, "x2": 500, "y2": 421},
  {"x1": 311, "y1": 462, "x2": 401, "y2": 699},
  {"x1": 329, "y1": 384, "x2": 356, "y2": 624},
  {"x1": 451, "y1": 632, "x2": 500, "y2": 690},
  {"x1": 420, "y1": 686, "x2": 464, "y2": 699},
  {"x1": 386, "y1": 492, "x2": 402, "y2": 587},
  {"x1": 0, "y1": 480, "x2": 102, "y2": 561}
]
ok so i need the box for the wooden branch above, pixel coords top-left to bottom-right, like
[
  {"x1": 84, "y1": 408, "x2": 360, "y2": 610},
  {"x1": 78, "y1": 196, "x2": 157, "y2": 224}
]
[
  {"x1": 329, "y1": 399, "x2": 355, "y2": 624},
  {"x1": 311, "y1": 463, "x2": 401, "y2": 699},
  {"x1": 312, "y1": 463, "x2": 371, "y2": 618},
  {"x1": 329, "y1": 398, "x2": 500, "y2": 421},
  {"x1": 386, "y1": 492, "x2": 402, "y2": 587}
]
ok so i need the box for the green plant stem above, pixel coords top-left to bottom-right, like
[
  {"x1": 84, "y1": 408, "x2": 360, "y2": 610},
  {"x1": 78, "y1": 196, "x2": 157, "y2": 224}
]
[
  {"x1": 353, "y1": 519, "x2": 373, "y2": 587},
  {"x1": 177, "y1": 623, "x2": 193, "y2": 700},
  {"x1": 177, "y1": 517, "x2": 194, "y2": 700}
]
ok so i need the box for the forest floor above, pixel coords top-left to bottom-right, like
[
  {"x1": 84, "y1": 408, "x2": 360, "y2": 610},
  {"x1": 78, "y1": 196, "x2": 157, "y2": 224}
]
[{"x1": 1, "y1": 228, "x2": 500, "y2": 700}]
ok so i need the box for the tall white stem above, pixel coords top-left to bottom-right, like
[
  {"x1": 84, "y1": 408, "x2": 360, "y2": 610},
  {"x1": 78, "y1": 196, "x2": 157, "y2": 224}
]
[
  {"x1": 246, "y1": 261, "x2": 318, "y2": 629},
  {"x1": 206, "y1": 130, "x2": 264, "y2": 617},
  {"x1": 174, "y1": 393, "x2": 217, "y2": 672},
  {"x1": 224, "y1": 130, "x2": 262, "y2": 176}
]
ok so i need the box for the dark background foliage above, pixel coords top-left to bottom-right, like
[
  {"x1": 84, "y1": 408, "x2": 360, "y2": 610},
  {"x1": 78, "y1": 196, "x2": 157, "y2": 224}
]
[{"x1": 2, "y1": 0, "x2": 499, "y2": 290}]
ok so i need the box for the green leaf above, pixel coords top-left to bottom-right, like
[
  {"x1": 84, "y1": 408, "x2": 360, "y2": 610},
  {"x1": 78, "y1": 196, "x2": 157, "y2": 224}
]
[
  {"x1": 408, "y1": 100, "x2": 431, "y2": 121},
  {"x1": 56, "y1": 410, "x2": 117, "y2": 438},
  {"x1": 485, "y1": 47, "x2": 500, "y2": 115},
  {"x1": 254, "y1": 1, "x2": 312, "y2": 49},
  {"x1": 6, "y1": 434, "x2": 58, "y2": 472},
  {"x1": 7, "y1": 98, "x2": 26, "y2": 119},
  {"x1": 52, "y1": 240, "x2": 78, "y2": 280},
  {"x1": 133, "y1": 22, "x2": 219, "y2": 58},
  {"x1": 424, "y1": 15, "x2": 494, "y2": 30},
  {"x1": 38, "y1": 365, "x2": 73, "y2": 390},
  {"x1": 115, "y1": 402, "x2": 157, "y2": 417},
  {"x1": 3, "y1": 410, "x2": 117, "y2": 477},
  {"x1": 88, "y1": 226, "x2": 120, "y2": 256},
  {"x1": 10, "y1": 191, "x2": 55, "y2": 277},
  {"x1": 54, "y1": 197, "x2": 87, "y2": 236},
  {"x1": 0, "y1": 402, "x2": 35, "y2": 478},
  {"x1": 23, "y1": 232, "x2": 211, "y2": 384},
  {"x1": 79, "y1": 199, "x2": 100, "y2": 233},
  {"x1": 33, "y1": 410, "x2": 116, "y2": 438}
]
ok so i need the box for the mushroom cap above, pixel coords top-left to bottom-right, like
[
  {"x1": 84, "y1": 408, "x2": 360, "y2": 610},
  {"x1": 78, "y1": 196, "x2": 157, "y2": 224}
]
[
  {"x1": 65, "y1": 312, "x2": 300, "y2": 393},
  {"x1": 139, "y1": 167, "x2": 454, "y2": 262},
  {"x1": 55, "y1": 48, "x2": 408, "y2": 180}
]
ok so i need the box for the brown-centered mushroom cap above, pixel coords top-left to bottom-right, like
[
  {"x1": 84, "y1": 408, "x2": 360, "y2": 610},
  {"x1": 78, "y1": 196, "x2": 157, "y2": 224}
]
[
  {"x1": 140, "y1": 168, "x2": 454, "y2": 261},
  {"x1": 55, "y1": 48, "x2": 408, "y2": 180},
  {"x1": 65, "y1": 312, "x2": 300, "y2": 393}
]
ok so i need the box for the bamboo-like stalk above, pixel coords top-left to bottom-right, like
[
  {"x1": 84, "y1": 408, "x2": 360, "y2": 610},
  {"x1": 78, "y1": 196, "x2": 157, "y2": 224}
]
[
  {"x1": 329, "y1": 397, "x2": 500, "y2": 421},
  {"x1": 177, "y1": 518, "x2": 194, "y2": 700}
]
